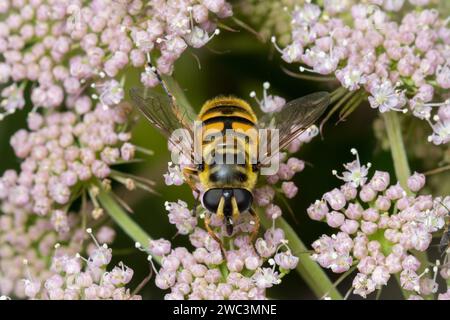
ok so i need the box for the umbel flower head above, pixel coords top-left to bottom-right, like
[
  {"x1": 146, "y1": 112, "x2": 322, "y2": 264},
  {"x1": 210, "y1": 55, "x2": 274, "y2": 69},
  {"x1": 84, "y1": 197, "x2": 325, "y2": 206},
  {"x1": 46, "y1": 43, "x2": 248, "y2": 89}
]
[
  {"x1": 238, "y1": 0, "x2": 295, "y2": 47},
  {"x1": 0, "y1": 204, "x2": 82, "y2": 297},
  {"x1": 308, "y1": 149, "x2": 449, "y2": 298},
  {"x1": 271, "y1": 1, "x2": 450, "y2": 145},
  {"x1": 22, "y1": 228, "x2": 138, "y2": 300},
  {"x1": 146, "y1": 219, "x2": 298, "y2": 300},
  {"x1": 0, "y1": 0, "x2": 232, "y2": 118},
  {"x1": 0, "y1": 190, "x2": 116, "y2": 298},
  {"x1": 0, "y1": 102, "x2": 153, "y2": 227}
]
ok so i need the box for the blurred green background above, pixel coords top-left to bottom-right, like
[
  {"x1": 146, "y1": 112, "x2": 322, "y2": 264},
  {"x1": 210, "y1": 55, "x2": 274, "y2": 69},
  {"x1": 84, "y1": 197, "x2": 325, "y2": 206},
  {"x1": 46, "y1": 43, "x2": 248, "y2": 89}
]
[{"x1": 0, "y1": 29, "x2": 412, "y2": 299}]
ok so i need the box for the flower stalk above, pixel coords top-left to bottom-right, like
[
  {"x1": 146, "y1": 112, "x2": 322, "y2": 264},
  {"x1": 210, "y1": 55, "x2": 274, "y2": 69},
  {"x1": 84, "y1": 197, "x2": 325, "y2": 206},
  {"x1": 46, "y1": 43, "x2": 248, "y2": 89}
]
[
  {"x1": 382, "y1": 112, "x2": 411, "y2": 192},
  {"x1": 97, "y1": 188, "x2": 161, "y2": 265},
  {"x1": 383, "y1": 111, "x2": 430, "y2": 296}
]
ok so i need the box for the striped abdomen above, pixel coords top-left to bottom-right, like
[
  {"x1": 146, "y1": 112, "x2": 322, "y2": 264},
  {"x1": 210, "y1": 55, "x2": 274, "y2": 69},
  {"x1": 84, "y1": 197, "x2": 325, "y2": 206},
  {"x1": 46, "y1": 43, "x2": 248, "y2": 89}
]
[{"x1": 197, "y1": 97, "x2": 258, "y2": 190}]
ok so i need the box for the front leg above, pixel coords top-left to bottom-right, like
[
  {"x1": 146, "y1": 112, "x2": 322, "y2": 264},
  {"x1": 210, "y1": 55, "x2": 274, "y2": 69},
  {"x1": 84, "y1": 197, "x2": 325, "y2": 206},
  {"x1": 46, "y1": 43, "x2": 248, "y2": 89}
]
[
  {"x1": 182, "y1": 166, "x2": 199, "y2": 193},
  {"x1": 182, "y1": 167, "x2": 201, "y2": 215},
  {"x1": 249, "y1": 207, "x2": 260, "y2": 243},
  {"x1": 204, "y1": 212, "x2": 227, "y2": 260}
]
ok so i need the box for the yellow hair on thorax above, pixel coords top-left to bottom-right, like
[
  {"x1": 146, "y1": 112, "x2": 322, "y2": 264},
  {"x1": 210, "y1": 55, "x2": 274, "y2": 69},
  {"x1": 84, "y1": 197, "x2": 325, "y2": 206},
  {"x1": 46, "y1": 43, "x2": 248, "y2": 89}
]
[{"x1": 198, "y1": 96, "x2": 257, "y2": 123}]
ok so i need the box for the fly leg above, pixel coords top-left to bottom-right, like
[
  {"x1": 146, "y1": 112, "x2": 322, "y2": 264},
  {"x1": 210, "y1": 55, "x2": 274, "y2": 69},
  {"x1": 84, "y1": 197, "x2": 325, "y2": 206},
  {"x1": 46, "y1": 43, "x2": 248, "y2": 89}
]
[
  {"x1": 182, "y1": 167, "x2": 200, "y2": 216},
  {"x1": 249, "y1": 207, "x2": 260, "y2": 243},
  {"x1": 145, "y1": 55, "x2": 174, "y2": 102},
  {"x1": 131, "y1": 263, "x2": 154, "y2": 296},
  {"x1": 204, "y1": 212, "x2": 227, "y2": 260},
  {"x1": 182, "y1": 167, "x2": 199, "y2": 192},
  {"x1": 192, "y1": 196, "x2": 200, "y2": 217}
]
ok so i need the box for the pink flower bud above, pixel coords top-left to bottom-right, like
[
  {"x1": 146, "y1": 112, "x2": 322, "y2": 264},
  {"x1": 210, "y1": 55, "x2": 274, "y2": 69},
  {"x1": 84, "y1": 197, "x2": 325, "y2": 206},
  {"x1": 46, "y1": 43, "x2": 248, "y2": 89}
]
[
  {"x1": 372, "y1": 266, "x2": 390, "y2": 286},
  {"x1": 345, "y1": 203, "x2": 363, "y2": 219},
  {"x1": 357, "y1": 257, "x2": 376, "y2": 274},
  {"x1": 155, "y1": 271, "x2": 176, "y2": 290},
  {"x1": 287, "y1": 157, "x2": 305, "y2": 172},
  {"x1": 341, "y1": 183, "x2": 357, "y2": 200},
  {"x1": 274, "y1": 251, "x2": 299, "y2": 270},
  {"x1": 375, "y1": 196, "x2": 391, "y2": 211},
  {"x1": 359, "y1": 185, "x2": 377, "y2": 202},
  {"x1": 254, "y1": 186, "x2": 275, "y2": 207},
  {"x1": 91, "y1": 160, "x2": 110, "y2": 179},
  {"x1": 407, "y1": 172, "x2": 426, "y2": 192},
  {"x1": 265, "y1": 204, "x2": 282, "y2": 220},
  {"x1": 361, "y1": 221, "x2": 378, "y2": 235},
  {"x1": 362, "y1": 208, "x2": 380, "y2": 222},
  {"x1": 326, "y1": 211, "x2": 345, "y2": 228},
  {"x1": 307, "y1": 200, "x2": 328, "y2": 221},
  {"x1": 149, "y1": 238, "x2": 171, "y2": 256},
  {"x1": 369, "y1": 171, "x2": 390, "y2": 191},
  {"x1": 281, "y1": 181, "x2": 298, "y2": 199},
  {"x1": 323, "y1": 188, "x2": 346, "y2": 210},
  {"x1": 340, "y1": 219, "x2": 359, "y2": 234},
  {"x1": 385, "y1": 183, "x2": 405, "y2": 200}
]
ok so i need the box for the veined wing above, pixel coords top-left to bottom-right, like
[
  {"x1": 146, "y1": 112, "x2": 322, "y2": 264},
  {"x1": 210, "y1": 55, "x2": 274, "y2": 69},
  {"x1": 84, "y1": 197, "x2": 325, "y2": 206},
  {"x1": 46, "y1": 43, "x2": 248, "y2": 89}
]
[
  {"x1": 129, "y1": 87, "x2": 196, "y2": 166},
  {"x1": 258, "y1": 91, "x2": 330, "y2": 166}
]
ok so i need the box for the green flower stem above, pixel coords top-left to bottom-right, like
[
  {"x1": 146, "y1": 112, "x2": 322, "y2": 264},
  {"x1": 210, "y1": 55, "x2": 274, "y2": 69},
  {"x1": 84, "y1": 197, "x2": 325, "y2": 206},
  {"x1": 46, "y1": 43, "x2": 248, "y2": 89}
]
[
  {"x1": 97, "y1": 188, "x2": 162, "y2": 265},
  {"x1": 260, "y1": 213, "x2": 343, "y2": 300},
  {"x1": 382, "y1": 112, "x2": 411, "y2": 191},
  {"x1": 383, "y1": 111, "x2": 430, "y2": 297}
]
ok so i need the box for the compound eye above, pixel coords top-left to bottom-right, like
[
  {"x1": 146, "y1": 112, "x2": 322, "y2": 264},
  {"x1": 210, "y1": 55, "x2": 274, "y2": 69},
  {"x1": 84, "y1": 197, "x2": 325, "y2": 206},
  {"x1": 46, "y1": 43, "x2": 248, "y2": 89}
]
[
  {"x1": 233, "y1": 189, "x2": 253, "y2": 213},
  {"x1": 202, "y1": 189, "x2": 222, "y2": 213}
]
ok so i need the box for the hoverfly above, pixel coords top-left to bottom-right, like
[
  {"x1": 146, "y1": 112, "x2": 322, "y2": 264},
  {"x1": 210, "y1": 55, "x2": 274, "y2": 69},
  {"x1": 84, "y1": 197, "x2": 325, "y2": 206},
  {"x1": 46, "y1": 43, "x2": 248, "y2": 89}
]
[{"x1": 130, "y1": 67, "x2": 330, "y2": 254}]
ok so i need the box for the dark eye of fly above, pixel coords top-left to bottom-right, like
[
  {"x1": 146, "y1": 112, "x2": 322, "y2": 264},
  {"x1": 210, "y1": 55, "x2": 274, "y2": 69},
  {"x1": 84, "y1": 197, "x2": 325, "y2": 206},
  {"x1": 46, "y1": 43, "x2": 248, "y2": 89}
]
[
  {"x1": 202, "y1": 189, "x2": 223, "y2": 213},
  {"x1": 233, "y1": 189, "x2": 253, "y2": 213},
  {"x1": 202, "y1": 189, "x2": 253, "y2": 213}
]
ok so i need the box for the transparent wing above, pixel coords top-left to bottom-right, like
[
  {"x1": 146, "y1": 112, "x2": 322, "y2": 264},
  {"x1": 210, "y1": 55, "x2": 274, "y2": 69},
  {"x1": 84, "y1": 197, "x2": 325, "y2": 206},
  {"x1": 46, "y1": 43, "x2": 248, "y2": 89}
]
[
  {"x1": 129, "y1": 87, "x2": 196, "y2": 165},
  {"x1": 258, "y1": 91, "x2": 330, "y2": 166}
]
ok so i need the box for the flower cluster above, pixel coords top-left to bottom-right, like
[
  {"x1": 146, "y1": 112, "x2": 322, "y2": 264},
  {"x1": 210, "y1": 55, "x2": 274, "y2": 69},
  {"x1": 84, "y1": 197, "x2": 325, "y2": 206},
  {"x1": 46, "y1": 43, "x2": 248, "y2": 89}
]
[
  {"x1": 22, "y1": 229, "x2": 138, "y2": 300},
  {"x1": 0, "y1": 190, "x2": 116, "y2": 298},
  {"x1": 308, "y1": 150, "x2": 449, "y2": 298},
  {"x1": 0, "y1": 204, "x2": 81, "y2": 297},
  {"x1": 373, "y1": 115, "x2": 450, "y2": 197},
  {"x1": 0, "y1": 102, "x2": 145, "y2": 225},
  {"x1": 147, "y1": 220, "x2": 298, "y2": 300},
  {"x1": 272, "y1": 1, "x2": 450, "y2": 144},
  {"x1": 0, "y1": 0, "x2": 232, "y2": 118},
  {"x1": 238, "y1": 0, "x2": 294, "y2": 46}
]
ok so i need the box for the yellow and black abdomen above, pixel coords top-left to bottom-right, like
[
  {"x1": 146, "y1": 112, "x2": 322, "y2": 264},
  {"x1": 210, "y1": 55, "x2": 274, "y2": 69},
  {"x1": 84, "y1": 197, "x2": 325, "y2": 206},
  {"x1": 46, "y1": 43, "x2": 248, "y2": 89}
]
[{"x1": 197, "y1": 97, "x2": 259, "y2": 192}]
